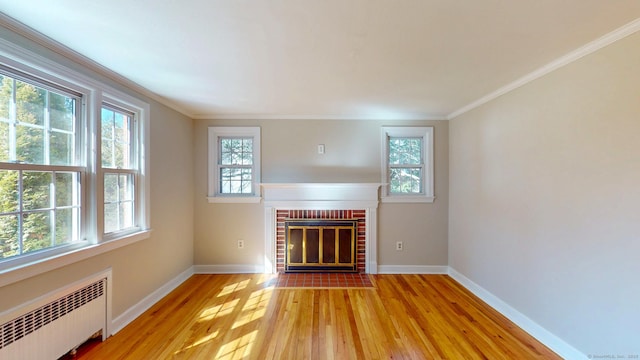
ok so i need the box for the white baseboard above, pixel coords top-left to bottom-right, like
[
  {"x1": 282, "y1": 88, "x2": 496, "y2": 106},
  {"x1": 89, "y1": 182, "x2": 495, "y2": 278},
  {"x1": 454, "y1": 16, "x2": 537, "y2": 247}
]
[
  {"x1": 194, "y1": 264, "x2": 264, "y2": 274},
  {"x1": 377, "y1": 265, "x2": 449, "y2": 274},
  {"x1": 447, "y1": 267, "x2": 586, "y2": 360},
  {"x1": 110, "y1": 266, "x2": 194, "y2": 335}
]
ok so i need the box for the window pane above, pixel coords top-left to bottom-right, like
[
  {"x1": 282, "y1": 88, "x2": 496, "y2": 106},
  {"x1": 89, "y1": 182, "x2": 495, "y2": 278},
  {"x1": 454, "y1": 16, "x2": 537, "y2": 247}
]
[
  {"x1": 104, "y1": 203, "x2": 118, "y2": 233},
  {"x1": 104, "y1": 173, "x2": 118, "y2": 203},
  {"x1": 0, "y1": 121, "x2": 8, "y2": 162},
  {"x1": 55, "y1": 172, "x2": 77, "y2": 207},
  {"x1": 241, "y1": 139, "x2": 253, "y2": 165},
  {"x1": 119, "y1": 174, "x2": 134, "y2": 201},
  {"x1": 49, "y1": 92, "x2": 74, "y2": 131},
  {"x1": 114, "y1": 112, "x2": 130, "y2": 144},
  {"x1": 0, "y1": 75, "x2": 11, "y2": 122},
  {"x1": 22, "y1": 171, "x2": 52, "y2": 210},
  {"x1": 50, "y1": 131, "x2": 74, "y2": 166},
  {"x1": 16, "y1": 80, "x2": 45, "y2": 126},
  {"x1": 22, "y1": 211, "x2": 52, "y2": 254},
  {"x1": 390, "y1": 168, "x2": 422, "y2": 194},
  {"x1": 16, "y1": 125, "x2": 45, "y2": 164},
  {"x1": 119, "y1": 201, "x2": 133, "y2": 229},
  {"x1": 0, "y1": 214, "x2": 19, "y2": 259},
  {"x1": 0, "y1": 170, "x2": 19, "y2": 213},
  {"x1": 55, "y1": 208, "x2": 74, "y2": 245}
]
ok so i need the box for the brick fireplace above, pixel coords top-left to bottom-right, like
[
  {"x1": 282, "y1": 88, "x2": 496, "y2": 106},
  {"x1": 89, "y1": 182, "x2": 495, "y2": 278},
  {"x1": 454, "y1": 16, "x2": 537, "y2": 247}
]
[
  {"x1": 277, "y1": 210, "x2": 366, "y2": 273},
  {"x1": 262, "y1": 183, "x2": 381, "y2": 274}
]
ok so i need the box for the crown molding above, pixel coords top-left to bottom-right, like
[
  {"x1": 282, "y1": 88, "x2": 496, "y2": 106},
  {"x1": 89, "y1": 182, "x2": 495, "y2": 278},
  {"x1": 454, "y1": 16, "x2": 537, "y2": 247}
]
[
  {"x1": 193, "y1": 112, "x2": 447, "y2": 121},
  {"x1": 0, "y1": 13, "x2": 194, "y2": 118},
  {"x1": 447, "y1": 17, "x2": 640, "y2": 120}
]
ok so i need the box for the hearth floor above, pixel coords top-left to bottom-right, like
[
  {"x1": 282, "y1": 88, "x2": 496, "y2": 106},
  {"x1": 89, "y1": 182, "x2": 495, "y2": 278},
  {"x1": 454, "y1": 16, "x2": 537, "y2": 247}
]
[{"x1": 274, "y1": 272, "x2": 374, "y2": 288}]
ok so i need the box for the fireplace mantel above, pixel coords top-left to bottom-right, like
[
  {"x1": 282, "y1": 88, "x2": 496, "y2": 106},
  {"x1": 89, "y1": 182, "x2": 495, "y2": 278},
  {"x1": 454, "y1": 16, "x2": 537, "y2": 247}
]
[
  {"x1": 261, "y1": 183, "x2": 381, "y2": 274},
  {"x1": 261, "y1": 183, "x2": 381, "y2": 209}
]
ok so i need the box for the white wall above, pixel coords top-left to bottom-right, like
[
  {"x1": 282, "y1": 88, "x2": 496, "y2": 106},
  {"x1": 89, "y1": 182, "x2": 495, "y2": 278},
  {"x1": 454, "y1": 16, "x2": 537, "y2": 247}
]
[{"x1": 449, "y1": 32, "x2": 640, "y2": 355}]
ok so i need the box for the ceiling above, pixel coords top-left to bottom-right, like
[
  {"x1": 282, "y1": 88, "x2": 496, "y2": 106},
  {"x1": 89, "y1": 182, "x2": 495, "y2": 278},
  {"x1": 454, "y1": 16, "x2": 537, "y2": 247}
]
[{"x1": 1, "y1": 1, "x2": 639, "y2": 120}]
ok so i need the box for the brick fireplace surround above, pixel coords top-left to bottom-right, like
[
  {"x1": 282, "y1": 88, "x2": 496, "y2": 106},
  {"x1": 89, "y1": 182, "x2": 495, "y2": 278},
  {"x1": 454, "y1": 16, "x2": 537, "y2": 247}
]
[
  {"x1": 262, "y1": 183, "x2": 381, "y2": 274},
  {"x1": 276, "y1": 210, "x2": 367, "y2": 273}
]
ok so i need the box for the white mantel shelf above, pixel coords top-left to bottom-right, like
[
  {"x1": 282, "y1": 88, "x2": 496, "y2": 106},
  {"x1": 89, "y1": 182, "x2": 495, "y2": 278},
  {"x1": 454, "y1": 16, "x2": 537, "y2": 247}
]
[
  {"x1": 261, "y1": 183, "x2": 381, "y2": 209},
  {"x1": 261, "y1": 183, "x2": 381, "y2": 274}
]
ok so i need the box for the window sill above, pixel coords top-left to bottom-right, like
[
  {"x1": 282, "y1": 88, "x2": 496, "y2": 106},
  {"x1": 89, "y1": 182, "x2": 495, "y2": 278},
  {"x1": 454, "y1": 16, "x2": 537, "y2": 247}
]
[
  {"x1": 380, "y1": 195, "x2": 435, "y2": 204},
  {"x1": 207, "y1": 196, "x2": 262, "y2": 204},
  {"x1": 0, "y1": 229, "x2": 152, "y2": 288}
]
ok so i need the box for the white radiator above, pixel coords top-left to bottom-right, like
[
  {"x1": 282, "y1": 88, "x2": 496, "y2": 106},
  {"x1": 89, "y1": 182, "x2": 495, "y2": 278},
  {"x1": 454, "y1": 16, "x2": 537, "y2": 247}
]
[{"x1": 0, "y1": 272, "x2": 109, "y2": 360}]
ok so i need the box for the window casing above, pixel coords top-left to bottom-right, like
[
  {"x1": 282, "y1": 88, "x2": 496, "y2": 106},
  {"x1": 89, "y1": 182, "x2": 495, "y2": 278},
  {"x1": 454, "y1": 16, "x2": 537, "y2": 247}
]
[
  {"x1": 0, "y1": 40, "x2": 150, "y2": 277},
  {"x1": 381, "y1": 126, "x2": 434, "y2": 203},
  {"x1": 208, "y1": 127, "x2": 261, "y2": 203}
]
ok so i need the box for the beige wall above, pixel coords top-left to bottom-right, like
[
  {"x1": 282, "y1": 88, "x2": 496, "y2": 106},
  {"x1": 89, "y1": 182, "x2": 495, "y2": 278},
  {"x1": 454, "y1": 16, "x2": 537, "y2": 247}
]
[
  {"x1": 449, "y1": 32, "x2": 640, "y2": 354},
  {"x1": 194, "y1": 119, "x2": 448, "y2": 268},
  {"x1": 0, "y1": 29, "x2": 195, "y2": 319}
]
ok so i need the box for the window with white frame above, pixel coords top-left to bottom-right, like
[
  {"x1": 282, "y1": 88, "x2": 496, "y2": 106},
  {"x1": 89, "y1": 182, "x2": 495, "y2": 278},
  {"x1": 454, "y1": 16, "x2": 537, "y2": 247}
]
[
  {"x1": 208, "y1": 127, "x2": 261, "y2": 203},
  {"x1": 101, "y1": 104, "x2": 137, "y2": 236},
  {"x1": 381, "y1": 126, "x2": 434, "y2": 203},
  {"x1": 0, "y1": 42, "x2": 150, "y2": 273}
]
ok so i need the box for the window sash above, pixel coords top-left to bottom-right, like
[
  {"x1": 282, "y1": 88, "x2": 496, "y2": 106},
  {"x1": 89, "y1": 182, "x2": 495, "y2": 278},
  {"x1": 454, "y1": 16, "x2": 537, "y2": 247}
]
[
  {"x1": 101, "y1": 104, "x2": 135, "y2": 170},
  {"x1": 103, "y1": 170, "x2": 136, "y2": 235},
  {"x1": 0, "y1": 74, "x2": 82, "y2": 167},
  {"x1": 0, "y1": 165, "x2": 83, "y2": 261}
]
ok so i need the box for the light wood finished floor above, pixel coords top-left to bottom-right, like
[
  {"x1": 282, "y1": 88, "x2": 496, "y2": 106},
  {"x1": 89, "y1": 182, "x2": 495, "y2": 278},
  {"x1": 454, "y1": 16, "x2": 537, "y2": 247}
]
[{"x1": 78, "y1": 274, "x2": 560, "y2": 359}]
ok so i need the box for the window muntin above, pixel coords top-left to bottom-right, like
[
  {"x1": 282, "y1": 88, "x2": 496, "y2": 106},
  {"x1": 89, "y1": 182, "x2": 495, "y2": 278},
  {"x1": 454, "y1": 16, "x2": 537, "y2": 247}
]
[
  {"x1": 0, "y1": 69, "x2": 82, "y2": 261},
  {"x1": 219, "y1": 137, "x2": 254, "y2": 194},
  {"x1": 381, "y1": 126, "x2": 434, "y2": 203}
]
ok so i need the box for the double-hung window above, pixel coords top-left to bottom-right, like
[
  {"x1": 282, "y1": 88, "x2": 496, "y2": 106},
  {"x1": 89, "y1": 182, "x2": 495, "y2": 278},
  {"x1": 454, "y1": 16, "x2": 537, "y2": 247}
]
[
  {"x1": 207, "y1": 127, "x2": 261, "y2": 203},
  {"x1": 381, "y1": 126, "x2": 434, "y2": 203},
  {"x1": 101, "y1": 103, "x2": 137, "y2": 237},
  {"x1": 0, "y1": 41, "x2": 150, "y2": 277},
  {"x1": 0, "y1": 67, "x2": 83, "y2": 263}
]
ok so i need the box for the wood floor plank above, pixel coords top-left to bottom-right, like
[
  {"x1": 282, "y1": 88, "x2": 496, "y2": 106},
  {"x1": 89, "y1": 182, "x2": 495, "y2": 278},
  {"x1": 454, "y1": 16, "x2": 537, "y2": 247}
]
[{"x1": 76, "y1": 274, "x2": 561, "y2": 359}]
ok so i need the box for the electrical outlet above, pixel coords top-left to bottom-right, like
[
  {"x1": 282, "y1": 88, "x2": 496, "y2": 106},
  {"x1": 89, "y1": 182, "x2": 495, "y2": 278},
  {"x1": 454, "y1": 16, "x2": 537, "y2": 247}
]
[
  {"x1": 237, "y1": 240, "x2": 244, "y2": 249},
  {"x1": 396, "y1": 241, "x2": 403, "y2": 251}
]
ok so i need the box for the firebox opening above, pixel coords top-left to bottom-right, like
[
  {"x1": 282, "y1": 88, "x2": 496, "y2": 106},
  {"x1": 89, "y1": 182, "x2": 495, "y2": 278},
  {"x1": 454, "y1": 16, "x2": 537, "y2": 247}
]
[{"x1": 285, "y1": 219, "x2": 358, "y2": 273}]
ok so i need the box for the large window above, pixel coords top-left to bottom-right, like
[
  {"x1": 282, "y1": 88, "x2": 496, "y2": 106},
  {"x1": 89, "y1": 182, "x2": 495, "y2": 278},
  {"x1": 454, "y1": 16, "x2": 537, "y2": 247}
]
[
  {"x1": 0, "y1": 43, "x2": 150, "y2": 275},
  {"x1": 208, "y1": 127, "x2": 261, "y2": 203},
  {"x1": 381, "y1": 126, "x2": 434, "y2": 203},
  {"x1": 0, "y1": 70, "x2": 82, "y2": 261}
]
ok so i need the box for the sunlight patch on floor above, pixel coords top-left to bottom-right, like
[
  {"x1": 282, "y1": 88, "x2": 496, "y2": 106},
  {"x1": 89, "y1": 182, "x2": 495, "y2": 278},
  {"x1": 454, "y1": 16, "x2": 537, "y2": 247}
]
[
  {"x1": 199, "y1": 298, "x2": 240, "y2": 321},
  {"x1": 217, "y1": 279, "x2": 250, "y2": 297},
  {"x1": 232, "y1": 287, "x2": 273, "y2": 329},
  {"x1": 216, "y1": 329, "x2": 259, "y2": 359}
]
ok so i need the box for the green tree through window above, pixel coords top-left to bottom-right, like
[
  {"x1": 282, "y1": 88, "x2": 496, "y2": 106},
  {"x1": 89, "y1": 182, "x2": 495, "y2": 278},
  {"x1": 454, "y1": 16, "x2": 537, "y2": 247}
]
[{"x1": 0, "y1": 72, "x2": 80, "y2": 260}]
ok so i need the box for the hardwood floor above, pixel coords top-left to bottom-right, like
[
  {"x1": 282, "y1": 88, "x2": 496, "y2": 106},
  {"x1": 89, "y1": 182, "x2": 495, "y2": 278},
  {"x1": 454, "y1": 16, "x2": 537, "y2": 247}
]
[{"x1": 76, "y1": 274, "x2": 560, "y2": 359}]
